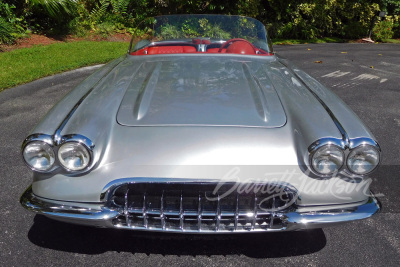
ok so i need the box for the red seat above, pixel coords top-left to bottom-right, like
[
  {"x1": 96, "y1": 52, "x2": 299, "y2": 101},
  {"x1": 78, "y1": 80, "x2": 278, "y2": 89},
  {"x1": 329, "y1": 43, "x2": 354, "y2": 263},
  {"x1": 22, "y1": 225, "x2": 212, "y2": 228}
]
[
  {"x1": 206, "y1": 48, "x2": 226, "y2": 53},
  {"x1": 226, "y1": 41, "x2": 256, "y2": 55},
  {"x1": 147, "y1": 46, "x2": 196, "y2": 55}
]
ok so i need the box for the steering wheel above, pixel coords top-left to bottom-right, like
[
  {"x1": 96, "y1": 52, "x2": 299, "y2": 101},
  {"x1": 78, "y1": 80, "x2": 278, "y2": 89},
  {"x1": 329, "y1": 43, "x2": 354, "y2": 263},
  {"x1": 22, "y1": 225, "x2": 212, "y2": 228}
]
[{"x1": 218, "y1": 38, "x2": 257, "y2": 53}]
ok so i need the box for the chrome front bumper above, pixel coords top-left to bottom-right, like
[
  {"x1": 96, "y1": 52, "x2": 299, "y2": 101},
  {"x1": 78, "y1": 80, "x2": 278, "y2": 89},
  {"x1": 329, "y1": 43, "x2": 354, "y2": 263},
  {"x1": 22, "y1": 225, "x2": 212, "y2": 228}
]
[{"x1": 20, "y1": 185, "x2": 380, "y2": 232}]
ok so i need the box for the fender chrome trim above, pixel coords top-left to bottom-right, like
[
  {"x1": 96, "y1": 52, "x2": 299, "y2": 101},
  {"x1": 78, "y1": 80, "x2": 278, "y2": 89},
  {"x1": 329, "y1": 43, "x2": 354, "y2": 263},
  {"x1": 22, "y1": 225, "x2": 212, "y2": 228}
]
[
  {"x1": 278, "y1": 59, "x2": 350, "y2": 145},
  {"x1": 53, "y1": 56, "x2": 126, "y2": 145}
]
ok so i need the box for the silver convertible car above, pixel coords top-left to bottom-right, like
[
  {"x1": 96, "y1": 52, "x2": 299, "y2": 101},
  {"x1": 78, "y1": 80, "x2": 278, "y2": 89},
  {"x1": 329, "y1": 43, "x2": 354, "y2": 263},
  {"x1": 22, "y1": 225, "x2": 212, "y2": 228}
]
[{"x1": 20, "y1": 14, "x2": 381, "y2": 233}]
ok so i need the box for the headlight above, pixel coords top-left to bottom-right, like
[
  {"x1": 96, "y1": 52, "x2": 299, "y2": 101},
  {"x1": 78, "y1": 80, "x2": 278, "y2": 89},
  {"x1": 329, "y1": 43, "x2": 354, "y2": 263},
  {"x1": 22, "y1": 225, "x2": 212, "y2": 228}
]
[
  {"x1": 58, "y1": 142, "x2": 91, "y2": 171},
  {"x1": 347, "y1": 145, "x2": 380, "y2": 175},
  {"x1": 311, "y1": 145, "x2": 344, "y2": 175},
  {"x1": 23, "y1": 141, "x2": 55, "y2": 171}
]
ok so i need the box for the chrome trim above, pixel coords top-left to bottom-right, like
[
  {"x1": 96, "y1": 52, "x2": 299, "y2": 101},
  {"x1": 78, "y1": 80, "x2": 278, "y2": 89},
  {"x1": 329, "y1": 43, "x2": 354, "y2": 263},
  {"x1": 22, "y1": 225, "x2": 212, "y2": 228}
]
[
  {"x1": 279, "y1": 59, "x2": 381, "y2": 178},
  {"x1": 101, "y1": 178, "x2": 222, "y2": 202},
  {"x1": 21, "y1": 134, "x2": 58, "y2": 173},
  {"x1": 179, "y1": 191, "x2": 184, "y2": 231},
  {"x1": 104, "y1": 180, "x2": 297, "y2": 232},
  {"x1": 22, "y1": 133, "x2": 54, "y2": 148},
  {"x1": 128, "y1": 37, "x2": 134, "y2": 53},
  {"x1": 53, "y1": 88, "x2": 94, "y2": 145},
  {"x1": 216, "y1": 193, "x2": 221, "y2": 231},
  {"x1": 252, "y1": 193, "x2": 257, "y2": 230},
  {"x1": 346, "y1": 144, "x2": 381, "y2": 175},
  {"x1": 278, "y1": 60, "x2": 350, "y2": 146},
  {"x1": 349, "y1": 137, "x2": 381, "y2": 150},
  {"x1": 283, "y1": 196, "x2": 380, "y2": 230},
  {"x1": 234, "y1": 192, "x2": 239, "y2": 230},
  {"x1": 59, "y1": 134, "x2": 95, "y2": 150},
  {"x1": 22, "y1": 133, "x2": 95, "y2": 174},
  {"x1": 308, "y1": 141, "x2": 345, "y2": 177},
  {"x1": 22, "y1": 57, "x2": 124, "y2": 173},
  {"x1": 20, "y1": 185, "x2": 381, "y2": 233},
  {"x1": 161, "y1": 190, "x2": 166, "y2": 230},
  {"x1": 308, "y1": 137, "x2": 346, "y2": 153},
  {"x1": 270, "y1": 196, "x2": 275, "y2": 228},
  {"x1": 100, "y1": 177, "x2": 299, "y2": 203},
  {"x1": 143, "y1": 192, "x2": 148, "y2": 228},
  {"x1": 57, "y1": 134, "x2": 95, "y2": 172},
  {"x1": 197, "y1": 193, "x2": 202, "y2": 231},
  {"x1": 308, "y1": 137, "x2": 381, "y2": 178},
  {"x1": 20, "y1": 186, "x2": 119, "y2": 227},
  {"x1": 124, "y1": 189, "x2": 130, "y2": 227},
  {"x1": 52, "y1": 58, "x2": 124, "y2": 145}
]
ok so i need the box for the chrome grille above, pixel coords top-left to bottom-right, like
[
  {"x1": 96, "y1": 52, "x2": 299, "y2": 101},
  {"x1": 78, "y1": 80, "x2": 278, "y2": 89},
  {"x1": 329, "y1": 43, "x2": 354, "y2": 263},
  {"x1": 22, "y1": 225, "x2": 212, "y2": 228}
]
[{"x1": 106, "y1": 182, "x2": 297, "y2": 232}]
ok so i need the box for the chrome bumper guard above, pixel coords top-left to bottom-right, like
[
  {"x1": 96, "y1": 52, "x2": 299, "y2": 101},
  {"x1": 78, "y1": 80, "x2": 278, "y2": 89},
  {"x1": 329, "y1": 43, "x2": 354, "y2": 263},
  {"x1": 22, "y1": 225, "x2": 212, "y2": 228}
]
[{"x1": 20, "y1": 185, "x2": 380, "y2": 232}]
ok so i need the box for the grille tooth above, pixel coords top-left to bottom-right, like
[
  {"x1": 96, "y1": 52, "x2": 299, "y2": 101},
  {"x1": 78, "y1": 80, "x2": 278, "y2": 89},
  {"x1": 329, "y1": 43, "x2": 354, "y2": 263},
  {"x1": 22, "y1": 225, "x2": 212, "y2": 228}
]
[
  {"x1": 270, "y1": 195, "x2": 276, "y2": 228},
  {"x1": 161, "y1": 190, "x2": 166, "y2": 230},
  {"x1": 179, "y1": 191, "x2": 184, "y2": 231},
  {"x1": 143, "y1": 192, "x2": 148, "y2": 228},
  {"x1": 124, "y1": 189, "x2": 131, "y2": 227},
  {"x1": 234, "y1": 192, "x2": 239, "y2": 231},
  {"x1": 197, "y1": 193, "x2": 202, "y2": 231},
  {"x1": 252, "y1": 192, "x2": 257, "y2": 230},
  {"x1": 108, "y1": 182, "x2": 295, "y2": 232},
  {"x1": 216, "y1": 193, "x2": 221, "y2": 231}
]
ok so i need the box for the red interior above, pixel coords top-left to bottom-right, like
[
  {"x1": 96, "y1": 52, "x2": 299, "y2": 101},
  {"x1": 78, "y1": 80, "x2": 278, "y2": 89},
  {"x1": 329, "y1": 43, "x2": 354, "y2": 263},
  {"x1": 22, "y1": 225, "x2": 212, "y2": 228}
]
[
  {"x1": 226, "y1": 41, "x2": 256, "y2": 55},
  {"x1": 130, "y1": 45, "x2": 273, "y2": 56},
  {"x1": 206, "y1": 48, "x2": 226, "y2": 53},
  {"x1": 147, "y1": 46, "x2": 197, "y2": 54}
]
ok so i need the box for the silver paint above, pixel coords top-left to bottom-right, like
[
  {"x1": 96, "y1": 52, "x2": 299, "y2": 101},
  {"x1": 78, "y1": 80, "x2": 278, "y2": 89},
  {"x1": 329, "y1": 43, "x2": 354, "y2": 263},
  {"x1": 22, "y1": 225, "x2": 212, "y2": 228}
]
[{"x1": 25, "y1": 53, "x2": 379, "y2": 207}]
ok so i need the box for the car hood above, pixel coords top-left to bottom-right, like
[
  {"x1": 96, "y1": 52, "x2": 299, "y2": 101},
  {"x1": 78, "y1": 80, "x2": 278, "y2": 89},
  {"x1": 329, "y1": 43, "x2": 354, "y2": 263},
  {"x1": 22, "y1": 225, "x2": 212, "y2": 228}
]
[{"x1": 117, "y1": 57, "x2": 286, "y2": 128}]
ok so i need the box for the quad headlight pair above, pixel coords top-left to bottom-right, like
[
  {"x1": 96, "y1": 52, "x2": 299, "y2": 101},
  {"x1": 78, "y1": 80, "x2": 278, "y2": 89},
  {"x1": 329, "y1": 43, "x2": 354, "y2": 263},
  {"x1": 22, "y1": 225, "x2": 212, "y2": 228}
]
[
  {"x1": 22, "y1": 135, "x2": 93, "y2": 173},
  {"x1": 310, "y1": 142, "x2": 380, "y2": 176}
]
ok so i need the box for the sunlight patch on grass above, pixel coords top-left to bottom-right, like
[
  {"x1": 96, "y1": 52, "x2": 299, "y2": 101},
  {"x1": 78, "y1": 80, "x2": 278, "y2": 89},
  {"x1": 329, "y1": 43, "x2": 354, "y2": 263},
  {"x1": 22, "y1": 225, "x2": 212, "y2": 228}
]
[
  {"x1": 380, "y1": 39, "x2": 400, "y2": 44},
  {"x1": 0, "y1": 41, "x2": 128, "y2": 91}
]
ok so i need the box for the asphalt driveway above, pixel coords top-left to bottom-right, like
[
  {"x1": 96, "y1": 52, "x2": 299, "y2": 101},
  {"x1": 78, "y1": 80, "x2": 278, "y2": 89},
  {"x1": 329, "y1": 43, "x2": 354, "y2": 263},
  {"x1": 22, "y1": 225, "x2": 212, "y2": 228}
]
[{"x1": 0, "y1": 43, "x2": 399, "y2": 266}]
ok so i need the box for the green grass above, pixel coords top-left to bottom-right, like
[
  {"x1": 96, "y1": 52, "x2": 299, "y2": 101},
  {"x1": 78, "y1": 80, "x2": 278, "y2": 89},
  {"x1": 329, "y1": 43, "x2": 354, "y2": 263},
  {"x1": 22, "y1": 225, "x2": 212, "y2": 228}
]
[
  {"x1": 272, "y1": 37, "x2": 344, "y2": 45},
  {"x1": 0, "y1": 41, "x2": 128, "y2": 91},
  {"x1": 380, "y1": 38, "x2": 400, "y2": 44}
]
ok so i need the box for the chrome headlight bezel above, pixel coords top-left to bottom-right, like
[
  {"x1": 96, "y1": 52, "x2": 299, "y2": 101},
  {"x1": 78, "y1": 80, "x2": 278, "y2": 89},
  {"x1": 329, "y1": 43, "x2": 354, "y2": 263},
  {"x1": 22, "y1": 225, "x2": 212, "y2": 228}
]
[
  {"x1": 21, "y1": 134, "x2": 56, "y2": 173},
  {"x1": 57, "y1": 134, "x2": 94, "y2": 172},
  {"x1": 21, "y1": 134, "x2": 94, "y2": 173},
  {"x1": 309, "y1": 142, "x2": 345, "y2": 177},
  {"x1": 308, "y1": 137, "x2": 380, "y2": 178},
  {"x1": 346, "y1": 144, "x2": 380, "y2": 175}
]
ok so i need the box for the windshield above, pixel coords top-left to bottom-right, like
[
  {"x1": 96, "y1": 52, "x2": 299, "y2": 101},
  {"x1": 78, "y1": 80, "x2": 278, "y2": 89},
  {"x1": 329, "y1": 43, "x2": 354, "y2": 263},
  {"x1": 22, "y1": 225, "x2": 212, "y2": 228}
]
[{"x1": 129, "y1": 14, "x2": 273, "y2": 55}]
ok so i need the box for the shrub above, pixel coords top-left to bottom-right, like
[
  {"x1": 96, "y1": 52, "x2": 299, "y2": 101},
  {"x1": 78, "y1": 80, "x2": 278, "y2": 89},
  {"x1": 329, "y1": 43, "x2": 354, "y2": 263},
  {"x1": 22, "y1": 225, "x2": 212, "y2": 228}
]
[
  {"x1": 373, "y1": 19, "x2": 394, "y2": 41},
  {"x1": 391, "y1": 15, "x2": 400, "y2": 38},
  {"x1": 94, "y1": 22, "x2": 116, "y2": 38},
  {"x1": 0, "y1": 17, "x2": 15, "y2": 44}
]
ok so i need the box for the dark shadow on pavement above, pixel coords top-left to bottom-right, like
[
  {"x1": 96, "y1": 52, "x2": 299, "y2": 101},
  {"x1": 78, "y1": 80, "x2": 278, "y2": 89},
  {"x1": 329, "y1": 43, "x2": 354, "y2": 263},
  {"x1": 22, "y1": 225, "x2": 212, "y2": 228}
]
[{"x1": 28, "y1": 215, "x2": 326, "y2": 258}]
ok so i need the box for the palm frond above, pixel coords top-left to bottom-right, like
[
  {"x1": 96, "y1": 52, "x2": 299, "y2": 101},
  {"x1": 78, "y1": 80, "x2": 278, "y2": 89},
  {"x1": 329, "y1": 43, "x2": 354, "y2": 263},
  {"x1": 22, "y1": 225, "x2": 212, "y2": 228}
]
[
  {"x1": 0, "y1": 17, "x2": 15, "y2": 44},
  {"x1": 89, "y1": 0, "x2": 110, "y2": 23},
  {"x1": 26, "y1": 0, "x2": 78, "y2": 17},
  {"x1": 110, "y1": 0, "x2": 129, "y2": 15}
]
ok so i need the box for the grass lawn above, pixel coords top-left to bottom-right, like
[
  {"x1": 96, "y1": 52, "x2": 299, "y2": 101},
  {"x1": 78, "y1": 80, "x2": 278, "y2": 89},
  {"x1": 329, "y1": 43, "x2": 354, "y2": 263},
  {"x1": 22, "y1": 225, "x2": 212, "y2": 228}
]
[
  {"x1": 272, "y1": 37, "x2": 344, "y2": 45},
  {"x1": 380, "y1": 38, "x2": 400, "y2": 44},
  {"x1": 0, "y1": 41, "x2": 128, "y2": 91}
]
